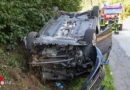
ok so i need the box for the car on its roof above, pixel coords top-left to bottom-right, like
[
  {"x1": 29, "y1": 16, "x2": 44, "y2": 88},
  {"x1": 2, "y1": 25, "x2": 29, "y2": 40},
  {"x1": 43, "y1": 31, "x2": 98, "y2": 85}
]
[{"x1": 24, "y1": 6, "x2": 100, "y2": 80}]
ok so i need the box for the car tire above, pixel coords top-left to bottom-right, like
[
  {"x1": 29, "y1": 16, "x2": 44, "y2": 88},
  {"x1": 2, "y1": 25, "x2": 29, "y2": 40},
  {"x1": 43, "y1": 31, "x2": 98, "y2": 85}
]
[
  {"x1": 83, "y1": 45, "x2": 97, "y2": 63},
  {"x1": 26, "y1": 32, "x2": 38, "y2": 50},
  {"x1": 84, "y1": 29, "x2": 97, "y2": 45},
  {"x1": 92, "y1": 6, "x2": 99, "y2": 17},
  {"x1": 119, "y1": 24, "x2": 123, "y2": 30}
]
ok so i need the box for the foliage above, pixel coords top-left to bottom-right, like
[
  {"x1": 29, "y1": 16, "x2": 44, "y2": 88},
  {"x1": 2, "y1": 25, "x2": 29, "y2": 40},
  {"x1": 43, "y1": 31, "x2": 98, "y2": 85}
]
[
  {"x1": 0, "y1": 46, "x2": 45, "y2": 90},
  {"x1": 123, "y1": 1, "x2": 130, "y2": 16},
  {"x1": 101, "y1": 0, "x2": 106, "y2": 4},
  {"x1": 0, "y1": 47, "x2": 28, "y2": 69},
  {"x1": 0, "y1": 0, "x2": 82, "y2": 49},
  {"x1": 100, "y1": 65, "x2": 115, "y2": 90},
  {"x1": 109, "y1": 0, "x2": 130, "y2": 16},
  {"x1": 68, "y1": 77, "x2": 86, "y2": 90},
  {"x1": 81, "y1": 0, "x2": 101, "y2": 11}
]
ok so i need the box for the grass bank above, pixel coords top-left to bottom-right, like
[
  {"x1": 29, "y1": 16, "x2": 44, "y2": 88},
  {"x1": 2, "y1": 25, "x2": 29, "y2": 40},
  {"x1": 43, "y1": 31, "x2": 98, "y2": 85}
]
[{"x1": 0, "y1": 44, "x2": 44, "y2": 90}]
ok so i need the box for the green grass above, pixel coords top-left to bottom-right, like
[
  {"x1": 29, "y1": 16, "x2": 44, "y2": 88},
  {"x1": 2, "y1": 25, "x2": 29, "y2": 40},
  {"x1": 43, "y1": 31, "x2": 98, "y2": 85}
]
[
  {"x1": 0, "y1": 48, "x2": 24, "y2": 80},
  {"x1": 101, "y1": 54, "x2": 115, "y2": 90},
  {"x1": 100, "y1": 65, "x2": 115, "y2": 90},
  {"x1": 68, "y1": 77, "x2": 86, "y2": 90},
  {"x1": 0, "y1": 47, "x2": 45, "y2": 90},
  {"x1": 0, "y1": 47, "x2": 28, "y2": 69}
]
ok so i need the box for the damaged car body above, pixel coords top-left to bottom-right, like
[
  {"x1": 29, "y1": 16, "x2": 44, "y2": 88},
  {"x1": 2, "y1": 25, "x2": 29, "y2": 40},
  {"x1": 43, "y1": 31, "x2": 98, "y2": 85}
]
[{"x1": 24, "y1": 6, "x2": 102, "y2": 80}]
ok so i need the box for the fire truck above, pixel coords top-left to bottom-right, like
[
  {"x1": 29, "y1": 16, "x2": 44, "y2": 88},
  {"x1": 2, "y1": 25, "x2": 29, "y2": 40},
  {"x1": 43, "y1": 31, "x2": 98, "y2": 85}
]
[{"x1": 100, "y1": 3, "x2": 123, "y2": 31}]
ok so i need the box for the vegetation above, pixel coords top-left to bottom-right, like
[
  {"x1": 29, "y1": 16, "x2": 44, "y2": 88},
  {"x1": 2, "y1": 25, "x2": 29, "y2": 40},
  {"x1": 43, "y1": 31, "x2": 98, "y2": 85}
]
[
  {"x1": 81, "y1": 0, "x2": 101, "y2": 11},
  {"x1": 0, "y1": 1, "x2": 82, "y2": 89},
  {"x1": 100, "y1": 65, "x2": 115, "y2": 90},
  {"x1": 0, "y1": 0, "x2": 82, "y2": 49},
  {"x1": 0, "y1": 45, "x2": 45, "y2": 90},
  {"x1": 109, "y1": 0, "x2": 130, "y2": 16}
]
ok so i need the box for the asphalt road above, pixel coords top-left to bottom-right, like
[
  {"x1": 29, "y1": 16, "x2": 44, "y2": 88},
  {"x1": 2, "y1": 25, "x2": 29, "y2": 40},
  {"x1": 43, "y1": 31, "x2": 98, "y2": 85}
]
[{"x1": 109, "y1": 17, "x2": 130, "y2": 90}]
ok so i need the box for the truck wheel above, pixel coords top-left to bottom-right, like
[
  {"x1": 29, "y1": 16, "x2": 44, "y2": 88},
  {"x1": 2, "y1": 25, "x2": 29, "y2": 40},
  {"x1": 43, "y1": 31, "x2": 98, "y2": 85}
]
[
  {"x1": 92, "y1": 6, "x2": 99, "y2": 17},
  {"x1": 84, "y1": 29, "x2": 97, "y2": 45},
  {"x1": 26, "y1": 32, "x2": 38, "y2": 50},
  {"x1": 119, "y1": 24, "x2": 123, "y2": 30}
]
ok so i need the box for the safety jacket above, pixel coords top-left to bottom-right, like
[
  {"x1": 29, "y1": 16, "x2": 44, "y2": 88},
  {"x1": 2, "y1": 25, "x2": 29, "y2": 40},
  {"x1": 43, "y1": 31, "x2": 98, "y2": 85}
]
[{"x1": 100, "y1": 17, "x2": 105, "y2": 26}]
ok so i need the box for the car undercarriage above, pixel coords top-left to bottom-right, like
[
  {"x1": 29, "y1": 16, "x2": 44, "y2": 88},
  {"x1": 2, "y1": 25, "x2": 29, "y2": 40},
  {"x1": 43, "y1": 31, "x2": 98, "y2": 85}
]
[
  {"x1": 24, "y1": 6, "x2": 104, "y2": 84},
  {"x1": 29, "y1": 44, "x2": 97, "y2": 80}
]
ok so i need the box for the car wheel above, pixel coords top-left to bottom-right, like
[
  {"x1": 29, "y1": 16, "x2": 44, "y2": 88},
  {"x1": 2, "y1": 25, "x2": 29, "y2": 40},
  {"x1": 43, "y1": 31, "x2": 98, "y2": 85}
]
[
  {"x1": 26, "y1": 32, "x2": 38, "y2": 50},
  {"x1": 92, "y1": 6, "x2": 99, "y2": 17},
  {"x1": 83, "y1": 45, "x2": 97, "y2": 63},
  {"x1": 84, "y1": 29, "x2": 97, "y2": 45},
  {"x1": 92, "y1": 32, "x2": 97, "y2": 45}
]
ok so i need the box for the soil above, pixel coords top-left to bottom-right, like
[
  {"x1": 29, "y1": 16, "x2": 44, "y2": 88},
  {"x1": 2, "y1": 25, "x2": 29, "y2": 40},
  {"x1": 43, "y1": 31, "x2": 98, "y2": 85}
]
[
  {"x1": 0, "y1": 65, "x2": 42, "y2": 90},
  {"x1": 0, "y1": 44, "x2": 43, "y2": 90}
]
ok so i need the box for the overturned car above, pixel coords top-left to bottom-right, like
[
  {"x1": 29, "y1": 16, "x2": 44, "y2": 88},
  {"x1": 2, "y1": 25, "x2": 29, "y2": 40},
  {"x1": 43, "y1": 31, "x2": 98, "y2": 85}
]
[{"x1": 24, "y1": 6, "x2": 102, "y2": 80}]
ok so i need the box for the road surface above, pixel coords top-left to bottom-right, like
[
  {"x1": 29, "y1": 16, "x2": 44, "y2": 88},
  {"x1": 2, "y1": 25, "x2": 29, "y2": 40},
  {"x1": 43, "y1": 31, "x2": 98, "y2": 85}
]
[{"x1": 109, "y1": 17, "x2": 130, "y2": 90}]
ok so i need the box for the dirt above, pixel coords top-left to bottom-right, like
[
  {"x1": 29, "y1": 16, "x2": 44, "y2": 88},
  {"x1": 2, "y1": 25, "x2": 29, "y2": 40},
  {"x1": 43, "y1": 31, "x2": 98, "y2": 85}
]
[
  {"x1": 0, "y1": 44, "x2": 43, "y2": 90},
  {"x1": 0, "y1": 65, "x2": 43, "y2": 90},
  {"x1": 21, "y1": 74, "x2": 41, "y2": 90}
]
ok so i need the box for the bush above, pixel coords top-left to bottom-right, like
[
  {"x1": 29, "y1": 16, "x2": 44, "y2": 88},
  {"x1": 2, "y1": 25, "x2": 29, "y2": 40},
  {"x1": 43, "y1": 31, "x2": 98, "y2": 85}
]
[{"x1": 0, "y1": 0, "x2": 82, "y2": 49}]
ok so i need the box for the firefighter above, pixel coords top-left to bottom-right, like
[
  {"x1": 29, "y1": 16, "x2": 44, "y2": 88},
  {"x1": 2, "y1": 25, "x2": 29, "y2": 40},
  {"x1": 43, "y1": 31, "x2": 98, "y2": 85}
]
[
  {"x1": 100, "y1": 15, "x2": 106, "y2": 30},
  {"x1": 108, "y1": 17, "x2": 114, "y2": 24},
  {"x1": 106, "y1": 17, "x2": 114, "y2": 29},
  {"x1": 113, "y1": 16, "x2": 120, "y2": 34},
  {"x1": 115, "y1": 15, "x2": 119, "y2": 23}
]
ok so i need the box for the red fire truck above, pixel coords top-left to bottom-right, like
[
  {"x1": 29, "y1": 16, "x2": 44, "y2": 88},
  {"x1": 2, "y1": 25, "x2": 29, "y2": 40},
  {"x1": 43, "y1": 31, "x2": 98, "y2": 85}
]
[{"x1": 100, "y1": 3, "x2": 123, "y2": 30}]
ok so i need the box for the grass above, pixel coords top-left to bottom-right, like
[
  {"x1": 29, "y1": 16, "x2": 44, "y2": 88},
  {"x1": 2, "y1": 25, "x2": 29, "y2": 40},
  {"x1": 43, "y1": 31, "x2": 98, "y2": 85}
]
[
  {"x1": 100, "y1": 65, "x2": 115, "y2": 90},
  {"x1": 67, "y1": 54, "x2": 115, "y2": 90},
  {"x1": 100, "y1": 54, "x2": 115, "y2": 90},
  {"x1": 0, "y1": 47, "x2": 27, "y2": 89},
  {"x1": 0, "y1": 47, "x2": 24, "y2": 67},
  {"x1": 68, "y1": 77, "x2": 86, "y2": 90},
  {"x1": 0, "y1": 46, "x2": 44, "y2": 90}
]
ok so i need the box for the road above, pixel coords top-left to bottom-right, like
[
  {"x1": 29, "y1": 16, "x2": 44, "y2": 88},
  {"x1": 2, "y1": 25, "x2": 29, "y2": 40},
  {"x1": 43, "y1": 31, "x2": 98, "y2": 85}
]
[{"x1": 109, "y1": 17, "x2": 130, "y2": 90}]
